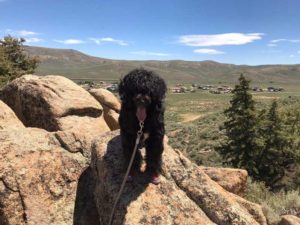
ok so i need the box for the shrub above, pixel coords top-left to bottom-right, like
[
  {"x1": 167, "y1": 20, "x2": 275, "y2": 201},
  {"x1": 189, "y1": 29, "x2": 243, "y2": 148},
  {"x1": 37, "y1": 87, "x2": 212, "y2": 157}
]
[{"x1": 245, "y1": 178, "x2": 300, "y2": 225}]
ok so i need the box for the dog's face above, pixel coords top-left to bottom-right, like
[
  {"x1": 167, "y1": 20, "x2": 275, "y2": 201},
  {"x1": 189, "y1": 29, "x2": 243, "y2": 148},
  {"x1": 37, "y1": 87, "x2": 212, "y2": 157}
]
[
  {"x1": 133, "y1": 94, "x2": 151, "y2": 108},
  {"x1": 133, "y1": 94, "x2": 151, "y2": 122},
  {"x1": 119, "y1": 69, "x2": 167, "y2": 122}
]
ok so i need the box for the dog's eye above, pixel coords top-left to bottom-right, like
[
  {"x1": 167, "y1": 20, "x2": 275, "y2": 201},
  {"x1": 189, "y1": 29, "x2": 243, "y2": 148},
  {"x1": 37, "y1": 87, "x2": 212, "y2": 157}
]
[{"x1": 119, "y1": 94, "x2": 125, "y2": 100}]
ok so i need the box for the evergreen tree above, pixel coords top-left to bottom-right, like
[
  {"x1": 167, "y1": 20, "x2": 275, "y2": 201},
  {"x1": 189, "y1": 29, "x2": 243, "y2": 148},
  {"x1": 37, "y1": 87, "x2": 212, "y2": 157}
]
[
  {"x1": 0, "y1": 47, "x2": 12, "y2": 85},
  {"x1": 0, "y1": 35, "x2": 39, "y2": 86},
  {"x1": 219, "y1": 74, "x2": 260, "y2": 176},
  {"x1": 218, "y1": 76, "x2": 300, "y2": 189},
  {"x1": 282, "y1": 101, "x2": 300, "y2": 152},
  {"x1": 257, "y1": 101, "x2": 300, "y2": 189},
  {"x1": 256, "y1": 101, "x2": 288, "y2": 187},
  {"x1": 281, "y1": 99, "x2": 300, "y2": 190}
]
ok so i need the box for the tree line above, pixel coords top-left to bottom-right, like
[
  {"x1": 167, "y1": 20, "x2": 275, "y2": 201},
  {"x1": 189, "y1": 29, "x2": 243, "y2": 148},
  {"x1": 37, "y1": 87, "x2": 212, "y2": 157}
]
[
  {"x1": 219, "y1": 74, "x2": 300, "y2": 190},
  {"x1": 0, "y1": 35, "x2": 39, "y2": 87}
]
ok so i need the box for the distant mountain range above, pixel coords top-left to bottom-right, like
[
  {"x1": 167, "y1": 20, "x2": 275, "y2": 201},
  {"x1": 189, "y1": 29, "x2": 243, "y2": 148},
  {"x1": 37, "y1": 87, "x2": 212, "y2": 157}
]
[{"x1": 24, "y1": 46, "x2": 300, "y2": 86}]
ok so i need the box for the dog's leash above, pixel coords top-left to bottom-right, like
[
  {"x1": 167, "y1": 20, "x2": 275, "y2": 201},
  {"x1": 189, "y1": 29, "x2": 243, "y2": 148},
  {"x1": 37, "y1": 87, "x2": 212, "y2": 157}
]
[{"x1": 108, "y1": 121, "x2": 144, "y2": 225}]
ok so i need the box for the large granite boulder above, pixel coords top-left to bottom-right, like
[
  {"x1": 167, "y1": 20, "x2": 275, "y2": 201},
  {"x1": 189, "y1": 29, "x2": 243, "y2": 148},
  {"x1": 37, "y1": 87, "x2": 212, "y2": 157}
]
[
  {"x1": 89, "y1": 88, "x2": 120, "y2": 131},
  {"x1": 89, "y1": 88, "x2": 121, "y2": 113},
  {"x1": 0, "y1": 75, "x2": 111, "y2": 157},
  {"x1": 0, "y1": 100, "x2": 25, "y2": 130},
  {"x1": 200, "y1": 166, "x2": 248, "y2": 196},
  {"x1": 0, "y1": 75, "x2": 110, "y2": 133},
  {"x1": 91, "y1": 131, "x2": 267, "y2": 225},
  {"x1": 279, "y1": 215, "x2": 300, "y2": 225},
  {"x1": 0, "y1": 101, "x2": 92, "y2": 225}
]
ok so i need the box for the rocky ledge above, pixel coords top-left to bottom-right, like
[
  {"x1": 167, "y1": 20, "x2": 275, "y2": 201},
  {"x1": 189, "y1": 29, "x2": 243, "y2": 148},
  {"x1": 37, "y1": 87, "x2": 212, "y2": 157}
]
[{"x1": 0, "y1": 75, "x2": 298, "y2": 225}]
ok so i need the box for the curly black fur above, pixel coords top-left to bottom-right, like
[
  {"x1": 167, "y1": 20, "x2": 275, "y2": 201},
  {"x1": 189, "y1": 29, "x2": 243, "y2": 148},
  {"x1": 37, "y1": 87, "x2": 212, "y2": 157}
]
[{"x1": 118, "y1": 68, "x2": 167, "y2": 174}]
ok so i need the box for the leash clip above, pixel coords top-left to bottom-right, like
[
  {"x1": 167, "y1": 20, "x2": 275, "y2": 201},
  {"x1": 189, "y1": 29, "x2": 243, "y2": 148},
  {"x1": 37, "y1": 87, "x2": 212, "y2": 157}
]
[{"x1": 137, "y1": 121, "x2": 144, "y2": 137}]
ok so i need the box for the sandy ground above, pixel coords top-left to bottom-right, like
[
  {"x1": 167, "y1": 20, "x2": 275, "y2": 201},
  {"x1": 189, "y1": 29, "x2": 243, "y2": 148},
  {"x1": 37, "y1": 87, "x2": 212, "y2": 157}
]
[
  {"x1": 180, "y1": 113, "x2": 206, "y2": 123},
  {"x1": 253, "y1": 96, "x2": 280, "y2": 100}
]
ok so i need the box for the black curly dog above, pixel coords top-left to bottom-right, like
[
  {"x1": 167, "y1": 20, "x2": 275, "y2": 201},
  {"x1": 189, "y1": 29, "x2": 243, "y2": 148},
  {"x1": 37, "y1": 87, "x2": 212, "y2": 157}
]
[{"x1": 118, "y1": 68, "x2": 167, "y2": 184}]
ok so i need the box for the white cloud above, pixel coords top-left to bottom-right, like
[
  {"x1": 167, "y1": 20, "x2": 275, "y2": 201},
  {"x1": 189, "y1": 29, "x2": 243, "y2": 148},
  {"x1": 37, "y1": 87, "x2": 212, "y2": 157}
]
[
  {"x1": 4, "y1": 29, "x2": 40, "y2": 36},
  {"x1": 178, "y1": 33, "x2": 263, "y2": 47},
  {"x1": 289, "y1": 54, "x2": 295, "y2": 58},
  {"x1": 18, "y1": 30, "x2": 40, "y2": 36},
  {"x1": 270, "y1": 39, "x2": 287, "y2": 43},
  {"x1": 298, "y1": 51, "x2": 300, "y2": 54},
  {"x1": 130, "y1": 51, "x2": 170, "y2": 56},
  {"x1": 25, "y1": 37, "x2": 44, "y2": 43},
  {"x1": 267, "y1": 43, "x2": 277, "y2": 47},
  {"x1": 54, "y1": 39, "x2": 85, "y2": 44},
  {"x1": 89, "y1": 37, "x2": 128, "y2": 46},
  {"x1": 270, "y1": 39, "x2": 300, "y2": 43},
  {"x1": 193, "y1": 48, "x2": 225, "y2": 55}
]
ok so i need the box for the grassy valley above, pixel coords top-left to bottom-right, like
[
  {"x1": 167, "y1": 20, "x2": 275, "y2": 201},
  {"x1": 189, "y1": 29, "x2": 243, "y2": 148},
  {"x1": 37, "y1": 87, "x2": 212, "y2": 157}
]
[
  {"x1": 25, "y1": 46, "x2": 300, "y2": 89},
  {"x1": 165, "y1": 90, "x2": 300, "y2": 166}
]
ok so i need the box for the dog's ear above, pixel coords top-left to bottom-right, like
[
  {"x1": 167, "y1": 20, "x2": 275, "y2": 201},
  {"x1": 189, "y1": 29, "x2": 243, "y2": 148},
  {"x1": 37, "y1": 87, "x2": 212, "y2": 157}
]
[
  {"x1": 118, "y1": 78, "x2": 125, "y2": 100},
  {"x1": 153, "y1": 78, "x2": 167, "y2": 101}
]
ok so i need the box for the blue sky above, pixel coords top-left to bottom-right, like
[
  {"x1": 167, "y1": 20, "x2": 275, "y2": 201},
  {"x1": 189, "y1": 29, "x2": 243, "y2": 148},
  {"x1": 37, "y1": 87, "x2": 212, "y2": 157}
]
[{"x1": 0, "y1": 0, "x2": 300, "y2": 65}]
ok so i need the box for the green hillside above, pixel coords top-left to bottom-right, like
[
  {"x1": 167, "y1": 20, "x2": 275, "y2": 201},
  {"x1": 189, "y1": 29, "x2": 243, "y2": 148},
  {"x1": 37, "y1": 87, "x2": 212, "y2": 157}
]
[{"x1": 25, "y1": 46, "x2": 300, "y2": 87}]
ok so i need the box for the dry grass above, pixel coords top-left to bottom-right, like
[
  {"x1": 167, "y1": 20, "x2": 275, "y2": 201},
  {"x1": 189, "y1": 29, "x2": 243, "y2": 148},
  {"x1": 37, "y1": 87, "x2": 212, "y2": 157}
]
[
  {"x1": 253, "y1": 95, "x2": 280, "y2": 100},
  {"x1": 180, "y1": 113, "x2": 205, "y2": 123},
  {"x1": 245, "y1": 179, "x2": 300, "y2": 225}
]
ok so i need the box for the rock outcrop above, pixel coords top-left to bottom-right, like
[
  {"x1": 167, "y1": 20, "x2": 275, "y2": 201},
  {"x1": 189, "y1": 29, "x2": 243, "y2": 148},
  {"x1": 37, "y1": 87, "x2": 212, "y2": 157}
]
[
  {"x1": 0, "y1": 101, "x2": 25, "y2": 130},
  {"x1": 0, "y1": 75, "x2": 110, "y2": 133},
  {"x1": 0, "y1": 75, "x2": 112, "y2": 157},
  {"x1": 89, "y1": 88, "x2": 121, "y2": 113},
  {"x1": 0, "y1": 100, "x2": 90, "y2": 225},
  {"x1": 279, "y1": 215, "x2": 300, "y2": 225},
  {"x1": 200, "y1": 166, "x2": 248, "y2": 196},
  {"x1": 0, "y1": 75, "x2": 270, "y2": 225},
  {"x1": 89, "y1": 88, "x2": 120, "y2": 131},
  {"x1": 92, "y1": 131, "x2": 267, "y2": 225}
]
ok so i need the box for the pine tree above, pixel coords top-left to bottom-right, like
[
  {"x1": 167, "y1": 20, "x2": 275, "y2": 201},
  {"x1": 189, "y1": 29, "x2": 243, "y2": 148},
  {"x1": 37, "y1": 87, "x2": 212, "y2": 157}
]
[
  {"x1": 280, "y1": 99, "x2": 300, "y2": 190},
  {"x1": 257, "y1": 100, "x2": 300, "y2": 189},
  {"x1": 0, "y1": 35, "x2": 39, "y2": 86},
  {"x1": 219, "y1": 74, "x2": 260, "y2": 176},
  {"x1": 256, "y1": 101, "x2": 288, "y2": 186},
  {"x1": 0, "y1": 47, "x2": 12, "y2": 85},
  {"x1": 219, "y1": 76, "x2": 300, "y2": 189}
]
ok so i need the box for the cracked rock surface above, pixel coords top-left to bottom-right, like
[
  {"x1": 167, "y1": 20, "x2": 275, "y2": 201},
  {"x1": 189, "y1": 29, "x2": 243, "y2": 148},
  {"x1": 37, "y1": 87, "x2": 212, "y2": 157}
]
[
  {"x1": 0, "y1": 100, "x2": 89, "y2": 225},
  {"x1": 91, "y1": 131, "x2": 267, "y2": 225}
]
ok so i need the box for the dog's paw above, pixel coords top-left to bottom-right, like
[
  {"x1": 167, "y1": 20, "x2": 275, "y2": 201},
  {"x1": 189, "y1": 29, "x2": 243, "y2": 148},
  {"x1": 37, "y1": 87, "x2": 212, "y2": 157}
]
[{"x1": 150, "y1": 174, "x2": 161, "y2": 185}]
